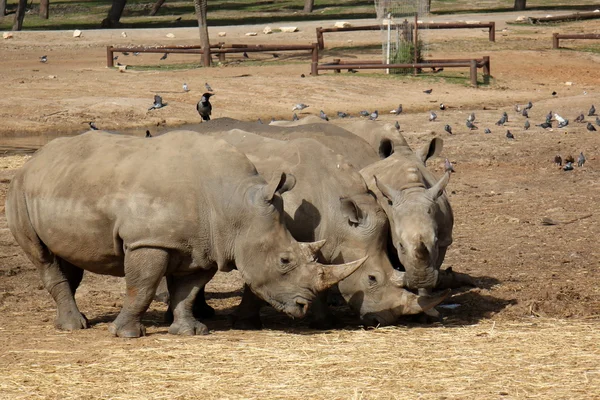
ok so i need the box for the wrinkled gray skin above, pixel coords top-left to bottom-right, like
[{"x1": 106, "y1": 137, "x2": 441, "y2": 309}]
[
  {"x1": 361, "y1": 138, "x2": 459, "y2": 291},
  {"x1": 206, "y1": 130, "x2": 450, "y2": 327},
  {"x1": 337, "y1": 119, "x2": 409, "y2": 160},
  {"x1": 5, "y1": 130, "x2": 365, "y2": 337}
]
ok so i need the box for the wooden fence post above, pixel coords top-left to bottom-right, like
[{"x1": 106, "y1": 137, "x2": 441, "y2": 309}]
[
  {"x1": 552, "y1": 33, "x2": 560, "y2": 49},
  {"x1": 470, "y1": 59, "x2": 478, "y2": 87},
  {"x1": 311, "y1": 43, "x2": 319, "y2": 76},
  {"x1": 107, "y1": 46, "x2": 114, "y2": 67}
]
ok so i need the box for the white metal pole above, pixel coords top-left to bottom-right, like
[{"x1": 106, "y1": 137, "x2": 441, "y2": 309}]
[{"x1": 386, "y1": 12, "x2": 391, "y2": 74}]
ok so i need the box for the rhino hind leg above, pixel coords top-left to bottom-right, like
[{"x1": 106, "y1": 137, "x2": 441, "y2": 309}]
[
  {"x1": 44, "y1": 258, "x2": 89, "y2": 331},
  {"x1": 166, "y1": 269, "x2": 216, "y2": 336},
  {"x1": 231, "y1": 285, "x2": 264, "y2": 330},
  {"x1": 108, "y1": 248, "x2": 168, "y2": 338}
]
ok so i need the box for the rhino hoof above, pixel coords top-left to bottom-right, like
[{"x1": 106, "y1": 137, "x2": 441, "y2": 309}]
[
  {"x1": 108, "y1": 321, "x2": 146, "y2": 338},
  {"x1": 168, "y1": 320, "x2": 209, "y2": 336},
  {"x1": 231, "y1": 315, "x2": 263, "y2": 330},
  {"x1": 55, "y1": 311, "x2": 89, "y2": 331}
]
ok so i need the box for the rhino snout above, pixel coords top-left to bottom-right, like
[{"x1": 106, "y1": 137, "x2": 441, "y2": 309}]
[{"x1": 405, "y1": 268, "x2": 438, "y2": 289}]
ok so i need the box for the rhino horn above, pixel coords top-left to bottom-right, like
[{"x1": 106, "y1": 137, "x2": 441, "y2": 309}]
[
  {"x1": 390, "y1": 270, "x2": 407, "y2": 287},
  {"x1": 401, "y1": 289, "x2": 451, "y2": 315},
  {"x1": 428, "y1": 171, "x2": 450, "y2": 200},
  {"x1": 315, "y1": 256, "x2": 368, "y2": 292},
  {"x1": 299, "y1": 240, "x2": 327, "y2": 259}
]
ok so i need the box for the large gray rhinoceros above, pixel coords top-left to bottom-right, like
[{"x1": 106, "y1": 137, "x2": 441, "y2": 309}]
[
  {"x1": 5, "y1": 130, "x2": 365, "y2": 337},
  {"x1": 206, "y1": 129, "x2": 450, "y2": 327}
]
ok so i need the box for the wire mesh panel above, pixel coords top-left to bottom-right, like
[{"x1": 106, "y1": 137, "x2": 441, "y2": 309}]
[{"x1": 375, "y1": 0, "x2": 431, "y2": 73}]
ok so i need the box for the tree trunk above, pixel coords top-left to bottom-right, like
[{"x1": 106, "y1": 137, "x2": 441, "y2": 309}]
[
  {"x1": 149, "y1": 0, "x2": 166, "y2": 16},
  {"x1": 101, "y1": 0, "x2": 127, "y2": 28},
  {"x1": 12, "y1": 0, "x2": 27, "y2": 30},
  {"x1": 514, "y1": 0, "x2": 526, "y2": 11},
  {"x1": 193, "y1": 0, "x2": 211, "y2": 67},
  {"x1": 0, "y1": 0, "x2": 7, "y2": 19},
  {"x1": 303, "y1": 0, "x2": 314, "y2": 13},
  {"x1": 39, "y1": 0, "x2": 49, "y2": 19}
]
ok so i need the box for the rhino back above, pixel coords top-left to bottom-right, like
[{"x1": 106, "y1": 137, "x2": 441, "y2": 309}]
[{"x1": 10, "y1": 130, "x2": 261, "y2": 274}]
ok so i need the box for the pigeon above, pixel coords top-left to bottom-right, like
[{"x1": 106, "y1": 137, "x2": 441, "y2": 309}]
[
  {"x1": 525, "y1": 101, "x2": 533, "y2": 110},
  {"x1": 394, "y1": 121, "x2": 400, "y2": 131},
  {"x1": 435, "y1": 67, "x2": 444, "y2": 73},
  {"x1": 369, "y1": 110, "x2": 378, "y2": 120},
  {"x1": 554, "y1": 113, "x2": 566, "y2": 124},
  {"x1": 360, "y1": 110, "x2": 370, "y2": 117},
  {"x1": 466, "y1": 120, "x2": 478, "y2": 130},
  {"x1": 503, "y1": 111, "x2": 509, "y2": 122},
  {"x1": 337, "y1": 111, "x2": 349, "y2": 118},
  {"x1": 495, "y1": 116, "x2": 506, "y2": 126},
  {"x1": 145, "y1": 130, "x2": 152, "y2": 138},
  {"x1": 40, "y1": 55, "x2": 48, "y2": 63},
  {"x1": 574, "y1": 113, "x2": 585, "y2": 123},
  {"x1": 537, "y1": 121, "x2": 552, "y2": 129},
  {"x1": 122, "y1": 52, "x2": 129, "y2": 56},
  {"x1": 467, "y1": 112, "x2": 475, "y2": 122},
  {"x1": 292, "y1": 113, "x2": 299, "y2": 121},
  {"x1": 88, "y1": 122, "x2": 98, "y2": 130},
  {"x1": 589, "y1": 105, "x2": 596, "y2": 116},
  {"x1": 522, "y1": 109, "x2": 529, "y2": 118},
  {"x1": 271, "y1": 117, "x2": 276, "y2": 123},
  {"x1": 514, "y1": 104, "x2": 521, "y2": 113},
  {"x1": 390, "y1": 104, "x2": 403, "y2": 115},
  {"x1": 113, "y1": 56, "x2": 118, "y2": 61},
  {"x1": 587, "y1": 122, "x2": 597, "y2": 131},
  {"x1": 292, "y1": 103, "x2": 309, "y2": 111},
  {"x1": 554, "y1": 155, "x2": 562, "y2": 166},
  {"x1": 524, "y1": 120, "x2": 530, "y2": 130},
  {"x1": 160, "y1": 53, "x2": 168, "y2": 60},
  {"x1": 444, "y1": 158, "x2": 454, "y2": 173},
  {"x1": 133, "y1": 52, "x2": 140, "y2": 56},
  {"x1": 429, "y1": 111, "x2": 437, "y2": 122},
  {"x1": 196, "y1": 93, "x2": 213, "y2": 121},
  {"x1": 506, "y1": 130, "x2": 514, "y2": 139},
  {"x1": 205, "y1": 82, "x2": 213, "y2": 92},
  {"x1": 484, "y1": 128, "x2": 491, "y2": 134},
  {"x1": 423, "y1": 89, "x2": 433, "y2": 94},
  {"x1": 444, "y1": 124, "x2": 453, "y2": 135},
  {"x1": 563, "y1": 162, "x2": 574, "y2": 171},
  {"x1": 578, "y1": 152, "x2": 586, "y2": 167},
  {"x1": 552, "y1": 91, "x2": 557, "y2": 96},
  {"x1": 558, "y1": 119, "x2": 569, "y2": 128},
  {"x1": 439, "y1": 103, "x2": 446, "y2": 111},
  {"x1": 243, "y1": 52, "x2": 249, "y2": 59},
  {"x1": 320, "y1": 110, "x2": 329, "y2": 121},
  {"x1": 565, "y1": 155, "x2": 575, "y2": 164},
  {"x1": 174, "y1": 17, "x2": 182, "y2": 22},
  {"x1": 596, "y1": 116, "x2": 600, "y2": 126},
  {"x1": 272, "y1": 53, "x2": 279, "y2": 58},
  {"x1": 257, "y1": 118, "x2": 263, "y2": 124},
  {"x1": 116, "y1": 62, "x2": 123, "y2": 66},
  {"x1": 546, "y1": 111, "x2": 553, "y2": 122},
  {"x1": 183, "y1": 83, "x2": 189, "y2": 92},
  {"x1": 148, "y1": 95, "x2": 165, "y2": 110}
]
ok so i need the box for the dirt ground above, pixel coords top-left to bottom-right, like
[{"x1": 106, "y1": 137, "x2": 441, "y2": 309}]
[{"x1": 1, "y1": 9, "x2": 600, "y2": 399}]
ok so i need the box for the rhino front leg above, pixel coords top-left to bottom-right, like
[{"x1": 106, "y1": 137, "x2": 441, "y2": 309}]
[
  {"x1": 108, "y1": 248, "x2": 168, "y2": 338},
  {"x1": 167, "y1": 268, "x2": 216, "y2": 336},
  {"x1": 231, "y1": 285, "x2": 265, "y2": 330}
]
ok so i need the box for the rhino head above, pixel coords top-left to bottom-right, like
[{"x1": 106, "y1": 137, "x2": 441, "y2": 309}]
[
  {"x1": 234, "y1": 172, "x2": 366, "y2": 319},
  {"x1": 328, "y1": 192, "x2": 450, "y2": 326}
]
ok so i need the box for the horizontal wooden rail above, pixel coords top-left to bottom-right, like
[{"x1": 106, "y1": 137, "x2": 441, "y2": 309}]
[
  {"x1": 530, "y1": 11, "x2": 600, "y2": 24},
  {"x1": 552, "y1": 33, "x2": 600, "y2": 49},
  {"x1": 316, "y1": 21, "x2": 495, "y2": 49}
]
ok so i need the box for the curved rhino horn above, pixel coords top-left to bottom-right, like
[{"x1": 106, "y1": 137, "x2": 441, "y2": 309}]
[
  {"x1": 315, "y1": 256, "x2": 368, "y2": 292},
  {"x1": 428, "y1": 171, "x2": 450, "y2": 200},
  {"x1": 395, "y1": 288, "x2": 451, "y2": 315},
  {"x1": 299, "y1": 240, "x2": 326, "y2": 259}
]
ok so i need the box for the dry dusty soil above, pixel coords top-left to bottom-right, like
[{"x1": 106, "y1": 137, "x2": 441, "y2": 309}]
[{"x1": 0, "y1": 9, "x2": 599, "y2": 400}]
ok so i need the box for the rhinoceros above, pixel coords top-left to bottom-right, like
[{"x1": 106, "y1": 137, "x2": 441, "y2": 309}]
[
  {"x1": 5, "y1": 130, "x2": 366, "y2": 337},
  {"x1": 198, "y1": 129, "x2": 449, "y2": 327},
  {"x1": 337, "y1": 119, "x2": 409, "y2": 160}
]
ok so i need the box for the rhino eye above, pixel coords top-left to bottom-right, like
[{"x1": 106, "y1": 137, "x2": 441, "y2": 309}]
[
  {"x1": 280, "y1": 257, "x2": 291, "y2": 265},
  {"x1": 368, "y1": 275, "x2": 377, "y2": 284}
]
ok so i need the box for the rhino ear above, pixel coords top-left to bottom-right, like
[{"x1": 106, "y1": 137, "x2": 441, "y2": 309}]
[
  {"x1": 428, "y1": 171, "x2": 450, "y2": 200},
  {"x1": 263, "y1": 172, "x2": 296, "y2": 202},
  {"x1": 374, "y1": 175, "x2": 400, "y2": 204},
  {"x1": 378, "y1": 139, "x2": 394, "y2": 159},
  {"x1": 340, "y1": 197, "x2": 364, "y2": 225},
  {"x1": 416, "y1": 138, "x2": 443, "y2": 165}
]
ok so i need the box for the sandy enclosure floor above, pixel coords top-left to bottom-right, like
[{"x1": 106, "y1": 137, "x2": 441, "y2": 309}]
[{"x1": 1, "y1": 8, "x2": 600, "y2": 399}]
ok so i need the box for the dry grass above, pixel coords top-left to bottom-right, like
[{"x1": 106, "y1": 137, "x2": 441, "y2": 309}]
[{"x1": 0, "y1": 319, "x2": 598, "y2": 399}]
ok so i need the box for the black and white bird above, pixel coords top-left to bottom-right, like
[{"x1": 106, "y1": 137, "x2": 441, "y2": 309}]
[
  {"x1": 40, "y1": 55, "x2": 48, "y2": 63},
  {"x1": 145, "y1": 130, "x2": 152, "y2": 138},
  {"x1": 148, "y1": 95, "x2": 165, "y2": 111},
  {"x1": 554, "y1": 155, "x2": 562, "y2": 166},
  {"x1": 133, "y1": 52, "x2": 140, "y2": 56},
  {"x1": 524, "y1": 120, "x2": 530, "y2": 130},
  {"x1": 88, "y1": 122, "x2": 98, "y2": 130},
  {"x1": 369, "y1": 110, "x2": 378, "y2": 121},
  {"x1": 466, "y1": 120, "x2": 478, "y2": 130},
  {"x1": 337, "y1": 111, "x2": 349, "y2": 118},
  {"x1": 390, "y1": 104, "x2": 403, "y2": 115},
  {"x1": 578, "y1": 152, "x2": 586, "y2": 167},
  {"x1": 558, "y1": 119, "x2": 569, "y2": 128},
  {"x1": 506, "y1": 130, "x2": 514, "y2": 139},
  {"x1": 320, "y1": 110, "x2": 329, "y2": 121},
  {"x1": 205, "y1": 82, "x2": 213, "y2": 92},
  {"x1": 423, "y1": 89, "x2": 433, "y2": 94},
  {"x1": 196, "y1": 93, "x2": 213, "y2": 121},
  {"x1": 563, "y1": 162, "x2": 574, "y2": 171},
  {"x1": 292, "y1": 103, "x2": 309, "y2": 111},
  {"x1": 575, "y1": 113, "x2": 585, "y2": 123},
  {"x1": 589, "y1": 105, "x2": 596, "y2": 116},
  {"x1": 160, "y1": 53, "x2": 168, "y2": 60},
  {"x1": 183, "y1": 83, "x2": 189, "y2": 92},
  {"x1": 444, "y1": 158, "x2": 455, "y2": 173},
  {"x1": 292, "y1": 113, "x2": 299, "y2": 121},
  {"x1": 587, "y1": 122, "x2": 597, "y2": 131},
  {"x1": 439, "y1": 103, "x2": 446, "y2": 111},
  {"x1": 444, "y1": 124, "x2": 453, "y2": 135},
  {"x1": 429, "y1": 111, "x2": 437, "y2": 122},
  {"x1": 484, "y1": 128, "x2": 491, "y2": 134}
]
